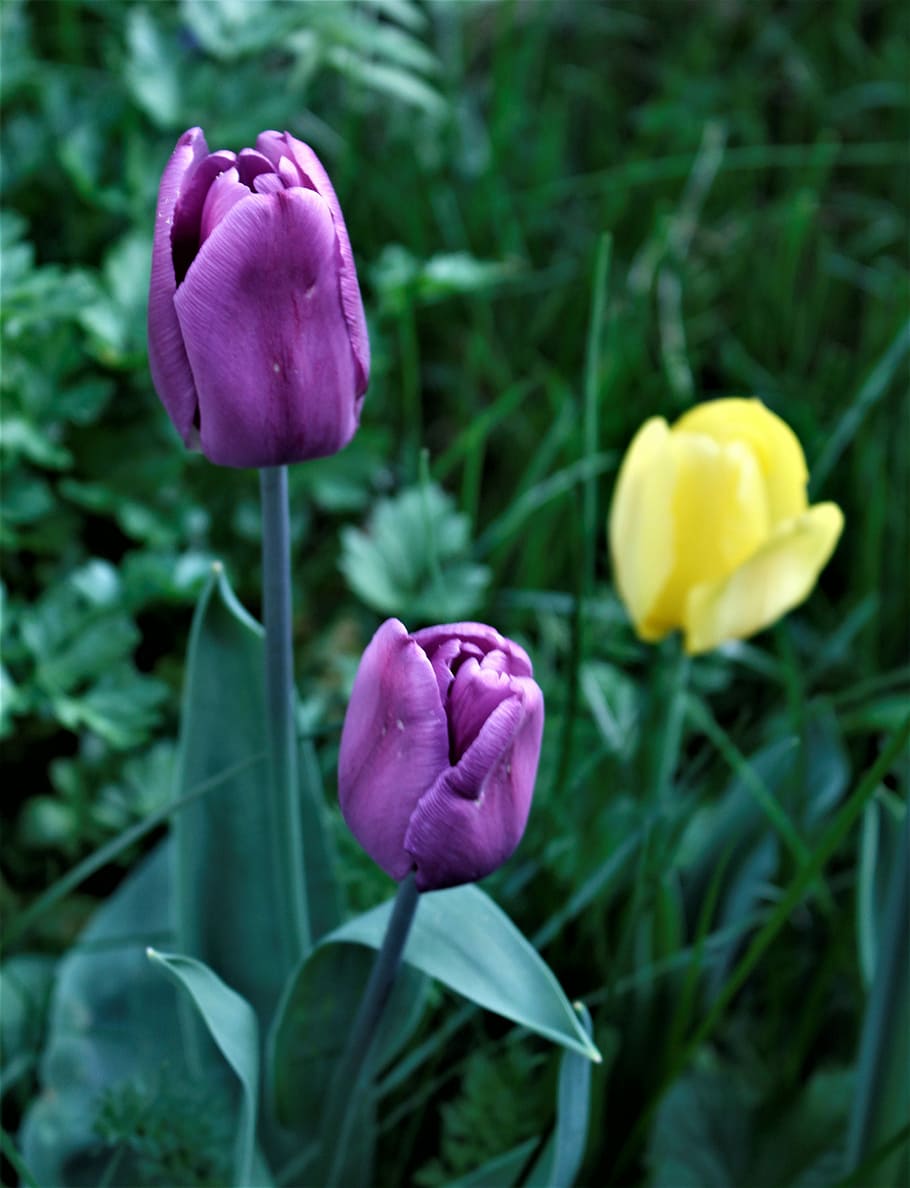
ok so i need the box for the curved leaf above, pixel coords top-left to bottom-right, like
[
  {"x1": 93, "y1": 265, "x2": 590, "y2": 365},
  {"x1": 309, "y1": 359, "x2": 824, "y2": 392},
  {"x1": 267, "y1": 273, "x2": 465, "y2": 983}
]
[
  {"x1": 331, "y1": 884, "x2": 601, "y2": 1061},
  {"x1": 147, "y1": 950, "x2": 260, "y2": 1187},
  {"x1": 269, "y1": 941, "x2": 427, "y2": 1134}
]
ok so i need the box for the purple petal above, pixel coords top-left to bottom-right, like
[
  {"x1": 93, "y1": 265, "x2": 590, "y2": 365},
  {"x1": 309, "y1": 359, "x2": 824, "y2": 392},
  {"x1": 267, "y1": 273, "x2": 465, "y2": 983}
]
[
  {"x1": 447, "y1": 658, "x2": 514, "y2": 761},
  {"x1": 253, "y1": 173, "x2": 284, "y2": 195},
  {"x1": 235, "y1": 148, "x2": 274, "y2": 188},
  {"x1": 412, "y1": 623, "x2": 533, "y2": 679},
  {"x1": 199, "y1": 167, "x2": 251, "y2": 243},
  {"x1": 421, "y1": 637, "x2": 483, "y2": 702},
  {"x1": 147, "y1": 127, "x2": 209, "y2": 447},
  {"x1": 171, "y1": 150, "x2": 237, "y2": 283},
  {"x1": 173, "y1": 187, "x2": 363, "y2": 467},
  {"x1": 404, "y1": 678, "x2": 544, "y2": 890},
  {"x1": 256, "y1": 130, "x2": 370, "y2": 396},
  {"x1": 338, "y1": 620, "x2": 449, "y2": 881}
]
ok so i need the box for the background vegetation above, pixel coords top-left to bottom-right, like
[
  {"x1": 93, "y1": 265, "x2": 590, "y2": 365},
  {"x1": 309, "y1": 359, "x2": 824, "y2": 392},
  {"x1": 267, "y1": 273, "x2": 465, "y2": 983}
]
[{"x1": 2, "y1": 0, "x2": 908, "y2": 1184}]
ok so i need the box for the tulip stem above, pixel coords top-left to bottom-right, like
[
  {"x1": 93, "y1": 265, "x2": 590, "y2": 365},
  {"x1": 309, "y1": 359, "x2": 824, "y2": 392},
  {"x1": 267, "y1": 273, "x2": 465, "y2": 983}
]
[
  {"x1": 322, "y1": 873, "x2": 420, "y2": 1187},
  {"x1": 259, "y1": 465, "x2": 310, "y2": 963}
]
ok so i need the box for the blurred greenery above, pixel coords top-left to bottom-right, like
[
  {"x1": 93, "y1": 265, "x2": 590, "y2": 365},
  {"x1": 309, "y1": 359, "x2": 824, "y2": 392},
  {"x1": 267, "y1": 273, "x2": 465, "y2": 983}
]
[{"x1": 1, "y1": 0, "x2": 908, "y2": 1184}]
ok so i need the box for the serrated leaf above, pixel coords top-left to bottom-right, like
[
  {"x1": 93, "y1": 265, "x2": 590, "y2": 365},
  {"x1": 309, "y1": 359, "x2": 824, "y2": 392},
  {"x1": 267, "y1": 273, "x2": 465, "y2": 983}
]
[{"x1": 339, "y1": 482, "x2": 490, "y2": 622}]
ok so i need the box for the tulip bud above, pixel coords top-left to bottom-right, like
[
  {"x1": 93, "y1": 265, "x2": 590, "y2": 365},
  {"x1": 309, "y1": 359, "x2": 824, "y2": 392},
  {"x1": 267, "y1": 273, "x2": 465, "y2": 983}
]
[
  {"x1": 608, "y1": 398, "x2": 844, "y2": 654},
  {"x1": 339, "y1": 619, "x2": 545, "y2": 892},
  {"x1": 148, "y1": 127, "x2": 369, "y2": 468}
]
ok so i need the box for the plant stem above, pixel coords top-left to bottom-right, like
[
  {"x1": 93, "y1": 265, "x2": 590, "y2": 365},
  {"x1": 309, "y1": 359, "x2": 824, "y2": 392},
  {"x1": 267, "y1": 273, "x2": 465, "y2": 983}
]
[
  {"x1": 259, "y1": 466, "x2": 309, "y2": 962},
  {"x1": 323, "y1": 874, "x2": 420, "y2": 1187}
]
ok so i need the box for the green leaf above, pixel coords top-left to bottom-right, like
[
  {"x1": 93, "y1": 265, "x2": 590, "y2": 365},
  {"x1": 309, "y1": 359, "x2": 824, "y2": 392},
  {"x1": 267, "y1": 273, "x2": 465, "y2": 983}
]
[
  {"x1": 339, "y1": 482, "x2": 490, "y2": 622},
  {"x1": 331, "y1": 885, "x2": 601, "y2": 1061},
  {"x1": 526, "y1": 1003, "x2": 596, "y2": 1188},
  {"x1": 299, "y1": 740, "x2": 343, "y2": 943},
  {"x1": 173, "y1": 565, "x2": 340, "y2": 1028},
  {"x1": 147, "y1": 950, "x2": 260, "y2": 1188},
  {"x1": 125, "y1": 8, "x2": 181, "y2": 128},
  {"x1": 846, "y1": 807, "x2": 910, "y2": 1185},
  {"x1": 19, "y1": 844, "x2": 187, "y2": 1186},
  {"x1": 857, "y1": 794, "x2": 905, "y2": 986},
  {"x1": 173, "y1": 565, "x2": 278, "y2": 1028},
  {"x1": 269, "y1": 941, "x2": 427, "y2": 1133},
  {"x1": 0, "y1": 954, "x2": 56, "y2": 1097}
]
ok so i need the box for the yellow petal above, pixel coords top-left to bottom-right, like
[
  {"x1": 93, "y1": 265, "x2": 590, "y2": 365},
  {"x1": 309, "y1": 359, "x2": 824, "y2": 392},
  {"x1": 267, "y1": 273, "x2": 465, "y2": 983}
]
[
  {"x1": 643, "y1": 429, "x2": 770, "y2": 638},
  {"x1": 674, "y1": 398, "x2": 809, "y2": 525},
  {"x1": 683, "y1": 502, "x2": 844, "y2": 655},
  {"x1": 608, "y1": 418, "x2": 676, "y2": 640}
]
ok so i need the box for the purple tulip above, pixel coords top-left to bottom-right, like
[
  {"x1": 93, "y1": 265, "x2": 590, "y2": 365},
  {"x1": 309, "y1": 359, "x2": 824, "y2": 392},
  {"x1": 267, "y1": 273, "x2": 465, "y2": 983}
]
[
  {"x1": 148, "y1": 127, "x2": 369, "y2": 468},
  {"x1": 339, "y1": 619, "x2": 545, "y2": 892}
]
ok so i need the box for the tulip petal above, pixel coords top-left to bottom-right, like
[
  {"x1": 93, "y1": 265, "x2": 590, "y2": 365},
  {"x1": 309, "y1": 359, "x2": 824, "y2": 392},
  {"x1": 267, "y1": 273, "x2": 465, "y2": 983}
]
[
  {"x1": 147, "y1": 127, "x2": 209, "y2": 446},
  {"x1": 448, "y1": 659, "x2": 514, "y2": 761},
  {"x1": 645, "y1": 428, "x2": 769, "y2": 635},
  {"x1": 674, "y1": 397, "x2": 809, "y2": 525},
  {"x1": 338, "y1": 620, "x2": 449, "y2": 882},
  {"x1": 257, "y1": 130, "x2": 370, "y2": 397},
  {"x1": 608, "y1": 418, "x2": 678, "y2": 640},
  {"x1": 199, "y1": 168, "x2": 249, "y2": 244},
  {"x1": 412, "y1": 623, "x2": 533, "y2": 678},
  {"x1": 683, "y1": 502, "x2": 844, "y2": 654},
  {"x1": 235, "y1": 148, "x2": 275, "y2": 188},
  {"x1": 405, "y1": 678, "x2": 544, "y2": 891},
  {"x1": 173, "y1": 187, "x2": 360, "y2": 467},
  {"x1": 171, "y1": 150, "x2": 238, "y2": 283}
]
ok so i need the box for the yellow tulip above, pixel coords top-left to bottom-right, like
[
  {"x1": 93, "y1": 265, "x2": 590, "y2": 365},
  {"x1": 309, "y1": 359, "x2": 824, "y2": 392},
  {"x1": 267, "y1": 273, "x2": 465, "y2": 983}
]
[{"x1": 608, "y1": 398, "x2": 844, "y2": 655}]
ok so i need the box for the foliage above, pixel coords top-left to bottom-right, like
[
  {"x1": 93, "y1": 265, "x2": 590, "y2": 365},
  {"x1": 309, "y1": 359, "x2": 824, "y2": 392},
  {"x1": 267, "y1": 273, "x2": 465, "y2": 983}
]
[
  {"x1": 92, "y1": 1072, "x2": 233, "y2": 1188},
  {"x1": 2, "y1": 0, "x2": 909, "y2": 1184}
]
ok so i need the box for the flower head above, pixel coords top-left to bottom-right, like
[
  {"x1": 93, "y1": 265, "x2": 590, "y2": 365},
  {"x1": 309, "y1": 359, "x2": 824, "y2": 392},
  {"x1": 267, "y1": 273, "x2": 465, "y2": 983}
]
[
  {"x1": 148, "y1": 127, "x2": 369, "y2": 468},
  {"x1": 608, "y1": 398, "x2": 843, "y2": 654},
  {"x1": 338, "y1": 619, "x2": 544, "y2": 891}
]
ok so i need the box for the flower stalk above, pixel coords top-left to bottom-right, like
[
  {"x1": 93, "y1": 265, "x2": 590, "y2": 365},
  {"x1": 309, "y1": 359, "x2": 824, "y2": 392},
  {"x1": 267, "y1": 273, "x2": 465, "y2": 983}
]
[
  {"x1": 322, "y1": 873, "x2": 421, "y2": 1187},
  {"x1": 260, "y1": 465, "x2": 309, "y2": 961}
]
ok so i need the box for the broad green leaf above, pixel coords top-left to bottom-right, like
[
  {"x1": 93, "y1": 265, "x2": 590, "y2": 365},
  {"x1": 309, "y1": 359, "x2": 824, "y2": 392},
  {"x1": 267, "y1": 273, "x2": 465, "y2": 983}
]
[
  {"x1": 527, "y1": 1003, "x2": 596, "y2": 1188},
  {"x1": 174, "y1": 565, "x2": 336, "y2": 1028},
  {"x1": 19, "y1": 845, "x2": 187, "y2": 1186},
  {"x1": 331, "y1": 885, "x2": 601, "y2": 1061},
  {"x1": 299, "y1": 740, "x2": 342, "y2": 943},
  {"x1": 269, "y1": 941, "x2": 427, "y2": 1133},
  {"x1": 147, "y1": 950, "x2": 260, "y2": 1187}
]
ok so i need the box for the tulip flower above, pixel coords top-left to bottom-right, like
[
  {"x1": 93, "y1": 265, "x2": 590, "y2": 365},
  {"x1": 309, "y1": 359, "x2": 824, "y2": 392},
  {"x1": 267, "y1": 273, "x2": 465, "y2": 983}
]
[
  {"x1": 609, "y1": 398, "x2": 844, "y2": 655},
  {"x1": 339, "y1": 619, "x2": 545, "y2": 891},
  {"x1": 148, "y1": 127, "x2": 369, "y2": 468}
]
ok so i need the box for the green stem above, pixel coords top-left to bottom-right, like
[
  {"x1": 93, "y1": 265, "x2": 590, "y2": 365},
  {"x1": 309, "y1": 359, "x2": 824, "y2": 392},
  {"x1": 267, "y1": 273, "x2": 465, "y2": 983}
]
[
  {"x1": 260, "y1": 466, "x2": 309, "y2": 961},
  {"x1": 322, "y1": 874, "x2": 420, "y2": 1187},
  {"x1": 647, "y1": 636, "x2": 690, "y2": 805}
]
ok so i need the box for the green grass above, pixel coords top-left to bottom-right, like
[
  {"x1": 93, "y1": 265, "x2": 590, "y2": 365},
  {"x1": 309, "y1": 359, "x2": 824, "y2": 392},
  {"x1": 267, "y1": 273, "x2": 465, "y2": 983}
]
[{"x1": 2, "y1": 0, "x2": 908, "y2": 1184}]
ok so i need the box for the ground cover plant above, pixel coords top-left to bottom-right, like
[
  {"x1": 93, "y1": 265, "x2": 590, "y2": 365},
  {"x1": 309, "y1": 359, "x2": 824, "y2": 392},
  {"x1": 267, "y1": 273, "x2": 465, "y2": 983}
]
[{"x1": 1, "y1": 0, "x2": 908, "y2": 1185}]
